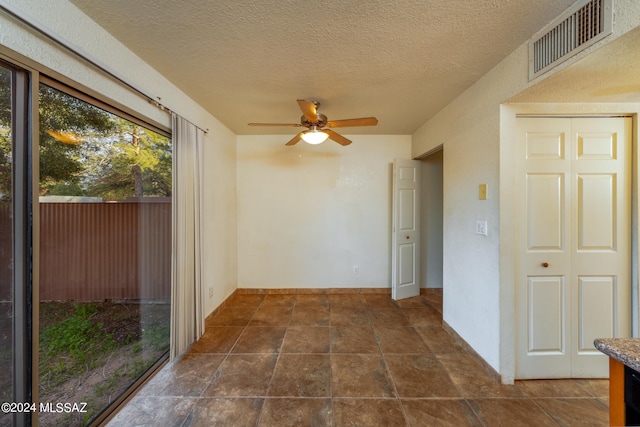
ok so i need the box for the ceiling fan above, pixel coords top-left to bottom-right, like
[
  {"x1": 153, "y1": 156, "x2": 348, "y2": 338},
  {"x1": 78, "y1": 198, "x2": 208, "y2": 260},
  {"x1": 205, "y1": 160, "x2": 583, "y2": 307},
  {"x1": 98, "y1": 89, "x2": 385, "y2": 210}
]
[{"x1": 248, "y1": 99, "x2": 378, "y2": 146}]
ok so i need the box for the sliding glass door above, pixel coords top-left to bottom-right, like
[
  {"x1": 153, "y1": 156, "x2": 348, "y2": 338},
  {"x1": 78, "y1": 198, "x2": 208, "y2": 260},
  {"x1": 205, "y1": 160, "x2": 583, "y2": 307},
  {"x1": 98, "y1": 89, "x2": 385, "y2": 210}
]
[
  {"x1": 38, "y1": 82, "x2": 171, "y2": 426},
  {"x1": 0, "y1": 60, "x2": 170, "y2": 426},
  {"x1": 0, "y1": 59, "x2": 32, "y2": 427}
]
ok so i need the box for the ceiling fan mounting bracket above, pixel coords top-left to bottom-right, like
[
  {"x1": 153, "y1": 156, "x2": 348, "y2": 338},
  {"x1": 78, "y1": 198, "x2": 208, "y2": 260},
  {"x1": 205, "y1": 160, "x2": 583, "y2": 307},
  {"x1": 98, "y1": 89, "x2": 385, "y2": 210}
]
[{"x1": 301, "y1": 113, "x2": 327, "y2": 128}]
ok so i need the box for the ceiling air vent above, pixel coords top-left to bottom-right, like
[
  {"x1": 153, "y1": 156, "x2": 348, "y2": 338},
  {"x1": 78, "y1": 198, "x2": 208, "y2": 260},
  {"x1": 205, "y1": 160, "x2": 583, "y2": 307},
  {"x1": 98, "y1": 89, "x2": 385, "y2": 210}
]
[{"x1": 529, "y1": 0, "x2": 612, "y2": 80}]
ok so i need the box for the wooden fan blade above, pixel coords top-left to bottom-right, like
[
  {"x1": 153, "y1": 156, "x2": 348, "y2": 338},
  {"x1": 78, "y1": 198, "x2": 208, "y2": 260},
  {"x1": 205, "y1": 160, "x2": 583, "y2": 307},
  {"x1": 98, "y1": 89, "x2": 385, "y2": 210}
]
[
  {"x1": 248, "y1": 123, "x2": 302, "y2": 127},
  {"x1": 324, "y1": 129, "x2": 351, "y2": 146},
  {"x1": 285, "y1": 132, "x2": 304, "y2": 146},
  {"x1": 326, "y1": 117, "x2": 378, "y2": 128},
  {"x1": 297, "y1": 99, "x2": 318, "y2": 122}
]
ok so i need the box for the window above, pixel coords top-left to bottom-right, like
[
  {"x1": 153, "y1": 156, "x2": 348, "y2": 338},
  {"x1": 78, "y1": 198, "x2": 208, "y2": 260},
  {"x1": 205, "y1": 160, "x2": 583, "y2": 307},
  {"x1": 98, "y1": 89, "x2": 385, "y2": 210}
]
[{"x1": 38, "y1": 82, "x2": 171, "y2": 425}]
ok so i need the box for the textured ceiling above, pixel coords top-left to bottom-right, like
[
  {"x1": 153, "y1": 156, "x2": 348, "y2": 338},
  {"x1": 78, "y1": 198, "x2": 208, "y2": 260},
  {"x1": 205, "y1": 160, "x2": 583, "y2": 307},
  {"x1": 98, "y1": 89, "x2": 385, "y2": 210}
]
[{"x1": 68, "y1": 0, "x2": 583, "y2": 135}]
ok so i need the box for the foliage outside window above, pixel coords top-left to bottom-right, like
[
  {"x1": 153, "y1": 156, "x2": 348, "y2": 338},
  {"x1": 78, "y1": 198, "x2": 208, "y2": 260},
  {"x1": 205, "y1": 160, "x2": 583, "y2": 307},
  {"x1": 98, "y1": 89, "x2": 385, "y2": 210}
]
[
  {"x1": 0, "y1": 69, "x2": 11, "y2": 202},
  {"x1": 0, "y1": 63, "x2": 14, "y2": 427},
  {"x1": 38, "y1": 85, "x2": 171, "y2": 200},
  {"x1": 38, "y1": 84, "x2": 171, "y2": 426}
]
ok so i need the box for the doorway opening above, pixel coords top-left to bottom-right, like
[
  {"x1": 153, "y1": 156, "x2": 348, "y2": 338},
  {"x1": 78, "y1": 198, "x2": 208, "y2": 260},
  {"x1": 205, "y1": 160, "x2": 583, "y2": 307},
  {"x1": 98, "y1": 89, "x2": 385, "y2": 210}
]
[{"x1": 419, "y1": 148, "x2": 443, "y2": 291}]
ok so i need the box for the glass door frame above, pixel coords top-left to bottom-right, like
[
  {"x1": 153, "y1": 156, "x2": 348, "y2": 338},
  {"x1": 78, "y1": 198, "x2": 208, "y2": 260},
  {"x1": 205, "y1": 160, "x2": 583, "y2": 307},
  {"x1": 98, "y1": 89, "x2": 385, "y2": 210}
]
[
  {"x1": 2, "y1": 48, "x2": 173, "y2": 424},
  {"x1": 2, "y1": 56, "x2": 35, "y2": 427}
]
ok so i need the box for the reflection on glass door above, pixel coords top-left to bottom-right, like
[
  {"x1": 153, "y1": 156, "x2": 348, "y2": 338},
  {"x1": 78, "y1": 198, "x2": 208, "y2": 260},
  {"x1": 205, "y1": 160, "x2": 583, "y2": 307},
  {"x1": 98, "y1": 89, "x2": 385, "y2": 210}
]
[
  {"x1": 0, "y1": 63, "x2": 13, "y2": 427},
  {"x1": 38, "y1": 83, "x2": 171, "y2": 425}
]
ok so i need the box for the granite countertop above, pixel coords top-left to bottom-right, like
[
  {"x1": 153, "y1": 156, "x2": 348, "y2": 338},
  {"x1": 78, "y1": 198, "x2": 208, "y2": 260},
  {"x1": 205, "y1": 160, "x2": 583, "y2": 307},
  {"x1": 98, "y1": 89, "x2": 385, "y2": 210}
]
[{"x1": 595, "y1": 338, "x2": 640, "y2": 372}]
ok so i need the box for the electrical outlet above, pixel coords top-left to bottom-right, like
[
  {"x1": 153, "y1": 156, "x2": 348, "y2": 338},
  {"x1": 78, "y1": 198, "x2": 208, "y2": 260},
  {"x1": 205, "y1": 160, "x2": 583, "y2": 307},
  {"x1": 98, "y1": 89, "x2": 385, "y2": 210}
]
[
  {"x1": 479, "y1": 184, "x2": 488, "y2": 200},
  {"x1": 353, "y1": 265, "x2": 359, "y2": 274},
  {"x1": 208, "y1": 287, "x2": 214, "y2": 298}
]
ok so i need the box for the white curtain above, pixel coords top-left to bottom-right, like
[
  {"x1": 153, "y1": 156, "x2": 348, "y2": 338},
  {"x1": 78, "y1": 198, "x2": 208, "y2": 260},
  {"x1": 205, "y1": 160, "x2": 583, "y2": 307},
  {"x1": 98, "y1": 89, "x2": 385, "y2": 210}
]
[{"x1": 170, "y1": 113, "x2": 205, "y2": 360}]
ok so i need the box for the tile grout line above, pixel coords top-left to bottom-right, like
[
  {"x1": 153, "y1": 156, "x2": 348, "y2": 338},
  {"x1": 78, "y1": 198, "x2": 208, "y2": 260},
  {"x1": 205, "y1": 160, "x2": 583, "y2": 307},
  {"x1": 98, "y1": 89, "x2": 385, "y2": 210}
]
[
  {"x1": 417, "y1": 293, "x2": 489, "y2": 426},
  {"x1": 372, "y1": 305, "x2": 411, "y2": 426},
  {"x1": 528, "y1": 398, "x2": 565, "y2": 426},
  {"x1": 174, "y1": 301, "x2": 260, "y2": 426},
  {"x1": 195, "y1": 297, "x2": 263, "y2": 424},
  {"x1": 328, "y1": 302, "x2": 334, "y2": 427},
  {"x1": 256, "y1": 296, "x2": 296, "y2": 426}
]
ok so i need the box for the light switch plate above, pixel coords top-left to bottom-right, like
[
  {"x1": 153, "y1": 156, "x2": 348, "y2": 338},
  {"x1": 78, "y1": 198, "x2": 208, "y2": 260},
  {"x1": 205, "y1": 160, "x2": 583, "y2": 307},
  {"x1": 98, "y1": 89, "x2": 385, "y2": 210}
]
[{"x1": 476, "y1": 220, "x2": 488, "y2": 236}]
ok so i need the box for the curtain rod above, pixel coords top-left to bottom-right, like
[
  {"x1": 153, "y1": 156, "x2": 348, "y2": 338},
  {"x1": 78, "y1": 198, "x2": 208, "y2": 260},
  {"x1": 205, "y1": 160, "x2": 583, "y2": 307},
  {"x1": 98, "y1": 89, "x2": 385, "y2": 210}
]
[{"x1": 0, "y1": 1, "x2": 209, "y2": 134}]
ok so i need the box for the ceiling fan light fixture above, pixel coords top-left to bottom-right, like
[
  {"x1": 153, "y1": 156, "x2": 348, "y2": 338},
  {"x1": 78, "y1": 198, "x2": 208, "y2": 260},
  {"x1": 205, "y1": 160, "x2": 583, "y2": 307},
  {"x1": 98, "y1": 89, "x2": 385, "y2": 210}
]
[
  {"x1": 301, "y1": 128, "x2": 329, "y2": 144},
  {"x1": 248, "y1": 99, "x2": 377, "y2": 146}
]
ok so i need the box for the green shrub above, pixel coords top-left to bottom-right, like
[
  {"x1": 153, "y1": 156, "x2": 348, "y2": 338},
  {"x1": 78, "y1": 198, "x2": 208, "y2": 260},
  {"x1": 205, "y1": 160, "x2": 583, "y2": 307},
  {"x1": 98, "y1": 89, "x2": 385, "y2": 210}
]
[{"x1": 40, "y1": 304, "x2": 117, "y2": 383}]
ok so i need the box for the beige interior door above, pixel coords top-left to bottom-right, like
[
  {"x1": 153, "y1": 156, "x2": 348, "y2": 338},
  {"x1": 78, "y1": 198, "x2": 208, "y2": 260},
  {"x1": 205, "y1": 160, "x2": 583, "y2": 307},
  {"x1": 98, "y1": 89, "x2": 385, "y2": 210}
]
[
  {"x1": 515, "y1": 117, "x2": 631, "y2": 379},
  {"x1": 392, "y1": 159, "x2": 421, "y2": 300}
]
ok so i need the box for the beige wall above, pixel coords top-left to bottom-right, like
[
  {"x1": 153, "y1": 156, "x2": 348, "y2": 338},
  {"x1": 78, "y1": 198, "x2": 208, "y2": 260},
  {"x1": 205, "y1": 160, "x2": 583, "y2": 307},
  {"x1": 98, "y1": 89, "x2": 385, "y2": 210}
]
[
  {"x1": 236, "y1": 135, "x2": 411, "y2": 289},
  {"x1": 411, "y1": 0, "x2": 640, "y2": 380},
  {"x1": 411, "y1": 60, "x2": 508, "y2": 372},
  {"x1": 201, "y1": 126, "x2": 238, "y2": 315}
]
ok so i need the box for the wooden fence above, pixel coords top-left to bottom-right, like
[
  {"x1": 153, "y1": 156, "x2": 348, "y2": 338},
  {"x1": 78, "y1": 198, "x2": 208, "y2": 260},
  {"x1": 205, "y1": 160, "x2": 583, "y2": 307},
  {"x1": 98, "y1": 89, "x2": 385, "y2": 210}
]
[{"x1": 0, "y1": 200, "x2": 171, "y2": 302}]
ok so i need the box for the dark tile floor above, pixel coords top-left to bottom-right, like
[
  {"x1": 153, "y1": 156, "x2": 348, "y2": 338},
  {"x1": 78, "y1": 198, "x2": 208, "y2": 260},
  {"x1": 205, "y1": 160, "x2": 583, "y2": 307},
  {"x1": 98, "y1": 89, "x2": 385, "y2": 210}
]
[{"x1": 107, "y1": 289, "x2": 610, "y2": 426}]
